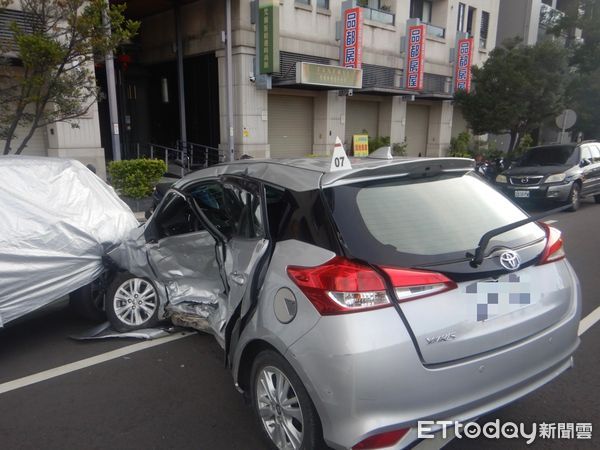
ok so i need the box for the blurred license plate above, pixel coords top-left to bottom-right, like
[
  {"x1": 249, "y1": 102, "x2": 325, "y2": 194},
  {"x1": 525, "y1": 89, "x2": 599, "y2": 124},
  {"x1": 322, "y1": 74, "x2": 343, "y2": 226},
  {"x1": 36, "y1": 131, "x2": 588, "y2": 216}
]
[{"x1": 515, "y1": 190, "x2": 530, "y2": 198}]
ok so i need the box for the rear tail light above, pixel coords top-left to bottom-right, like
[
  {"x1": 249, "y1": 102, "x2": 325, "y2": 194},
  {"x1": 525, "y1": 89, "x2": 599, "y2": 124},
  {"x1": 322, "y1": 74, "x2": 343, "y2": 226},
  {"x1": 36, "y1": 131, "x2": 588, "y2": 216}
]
[
  {"x1": 287, "y1": 257, "x2": 456, "y2": 315},
  {"x1": 538, "y1": 222, "x2": 566, "y2": 265},
  {"x1": 352, "y1": 428, "x2": 410, "y2": 449}
]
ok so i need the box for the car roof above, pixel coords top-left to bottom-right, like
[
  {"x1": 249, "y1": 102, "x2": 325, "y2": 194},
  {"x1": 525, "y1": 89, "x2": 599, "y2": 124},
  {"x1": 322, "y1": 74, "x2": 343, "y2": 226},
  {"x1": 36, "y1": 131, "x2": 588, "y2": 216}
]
[{"x1": 176, "y1": 156, "x2": 475, "y2": 192}]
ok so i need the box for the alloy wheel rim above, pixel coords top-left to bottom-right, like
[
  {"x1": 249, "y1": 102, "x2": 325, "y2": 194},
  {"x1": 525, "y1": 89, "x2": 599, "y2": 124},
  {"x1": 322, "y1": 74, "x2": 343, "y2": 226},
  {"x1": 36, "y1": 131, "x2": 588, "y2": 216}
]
[
  {"x1": 572, "y1": 187, "x2": 580, "y2": 208},
  {"x1": 113, "y1": 278, "x2": 157, "y2": 326},
  {"x1": 256, "y1": 365, "x2": 304, "y2": 450}
]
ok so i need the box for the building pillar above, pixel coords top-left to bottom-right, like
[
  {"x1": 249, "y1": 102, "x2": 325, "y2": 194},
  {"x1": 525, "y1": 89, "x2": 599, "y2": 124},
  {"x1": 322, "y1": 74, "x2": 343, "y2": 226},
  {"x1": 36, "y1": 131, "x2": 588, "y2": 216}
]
[
  {"x1": 426, "y1": 100, "x2": 453, "y2": 156},
  {"x1": 378, "y1": 96, "x2": 407, "y2": 147},
  {"x1": 46, "y1": 101, "x2": 107, "y2": 179},
  {"x1": 313, "y1": 91, "x2": 346, "y2": 156},
  {"x1": 217, "y1": 47, "x2": 269, "y2": 158}
]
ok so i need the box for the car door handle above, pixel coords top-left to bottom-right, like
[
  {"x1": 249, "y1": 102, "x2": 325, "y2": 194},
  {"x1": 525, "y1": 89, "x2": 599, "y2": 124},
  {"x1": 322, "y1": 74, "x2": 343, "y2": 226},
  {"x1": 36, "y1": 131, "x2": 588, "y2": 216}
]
[{"x1": 230, "y1": 272, "x2": 246, "y2": 286}]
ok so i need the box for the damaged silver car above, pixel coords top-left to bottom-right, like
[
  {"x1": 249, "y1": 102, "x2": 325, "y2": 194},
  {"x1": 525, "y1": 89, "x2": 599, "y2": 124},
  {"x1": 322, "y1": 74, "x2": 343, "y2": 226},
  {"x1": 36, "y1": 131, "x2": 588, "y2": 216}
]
[{"x1": 104, "y1": 146, "x2": 580, "y2": 450}]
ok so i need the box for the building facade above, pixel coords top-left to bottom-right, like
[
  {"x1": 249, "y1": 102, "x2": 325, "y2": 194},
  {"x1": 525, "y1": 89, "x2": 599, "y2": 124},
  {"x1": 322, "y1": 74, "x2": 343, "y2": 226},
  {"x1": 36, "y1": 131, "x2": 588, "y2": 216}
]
[{"x1": 108, "y1": 0, "x2": 499, "y2": 161}]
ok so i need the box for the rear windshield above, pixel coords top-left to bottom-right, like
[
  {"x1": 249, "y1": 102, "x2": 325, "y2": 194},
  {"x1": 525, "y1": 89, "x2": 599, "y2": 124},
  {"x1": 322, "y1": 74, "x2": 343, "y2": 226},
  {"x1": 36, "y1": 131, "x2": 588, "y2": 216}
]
[
  {"x1": 518, "y1": 145, "x2": 577, "y2": 166},
  {"x1": 324, "y1": 172, "x2": 545, "y2": 267}
]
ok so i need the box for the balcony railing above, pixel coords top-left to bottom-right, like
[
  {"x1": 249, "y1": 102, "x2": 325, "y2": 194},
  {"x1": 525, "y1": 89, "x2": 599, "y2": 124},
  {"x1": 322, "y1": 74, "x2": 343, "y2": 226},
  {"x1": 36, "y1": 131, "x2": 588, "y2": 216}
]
[
  {"x1": 423, "y1": 22, "x2": 446, "y2": 39},
  {"x1": 360, "y1": 6, "x2": 395, "y2": 25}
]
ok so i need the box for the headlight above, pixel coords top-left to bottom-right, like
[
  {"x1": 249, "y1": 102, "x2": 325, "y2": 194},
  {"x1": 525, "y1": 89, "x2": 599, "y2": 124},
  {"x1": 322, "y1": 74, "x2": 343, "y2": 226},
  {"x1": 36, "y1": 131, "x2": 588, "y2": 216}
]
[
  {"x1": 496, "y1": 174, "x2": 508, "y2": 183},
  {"x1": 545, "y1": 173, "x2": 566, "y2": 183}
]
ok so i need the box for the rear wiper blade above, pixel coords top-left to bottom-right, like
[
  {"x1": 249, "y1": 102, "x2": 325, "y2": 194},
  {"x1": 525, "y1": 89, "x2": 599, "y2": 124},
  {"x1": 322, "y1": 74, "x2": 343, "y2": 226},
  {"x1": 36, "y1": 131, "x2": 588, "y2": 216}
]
[{"x1": 467, "y1": 204, "x2": 570, "y2": 267}]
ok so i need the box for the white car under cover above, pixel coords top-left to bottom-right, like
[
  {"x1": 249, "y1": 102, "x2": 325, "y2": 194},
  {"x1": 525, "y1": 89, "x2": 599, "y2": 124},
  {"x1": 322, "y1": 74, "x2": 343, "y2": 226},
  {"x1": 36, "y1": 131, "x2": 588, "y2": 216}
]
[{"x1": 0, "y1": 156, "x2": 139, "y2": 326}]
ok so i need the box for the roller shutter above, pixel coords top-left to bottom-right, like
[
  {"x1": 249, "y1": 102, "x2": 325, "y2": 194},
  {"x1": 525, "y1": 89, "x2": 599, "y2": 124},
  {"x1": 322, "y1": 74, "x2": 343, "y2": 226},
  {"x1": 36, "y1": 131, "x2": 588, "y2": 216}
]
[{"x1": 268, "y1": 95, "x2": 313, "y2": 158}]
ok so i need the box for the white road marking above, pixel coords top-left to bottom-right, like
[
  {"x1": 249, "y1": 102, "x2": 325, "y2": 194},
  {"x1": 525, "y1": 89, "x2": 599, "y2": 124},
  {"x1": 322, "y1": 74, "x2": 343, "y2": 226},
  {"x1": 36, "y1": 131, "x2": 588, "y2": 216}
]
[
  {"x1": 544, "y1": 219, "x2": 557, "y2": 225},
  {"x1": 0, "y1": 331, "x2": 194, "y2": 395},
  {"x1": 579, "y1": 305, "x2": 600, "y2": 336}
]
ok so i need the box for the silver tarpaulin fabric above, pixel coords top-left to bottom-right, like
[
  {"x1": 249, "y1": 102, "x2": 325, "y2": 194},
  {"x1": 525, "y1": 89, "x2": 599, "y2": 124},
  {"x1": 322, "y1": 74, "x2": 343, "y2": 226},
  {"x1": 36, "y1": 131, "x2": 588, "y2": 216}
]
[{"x1": 0, "y1": 156, "x2": 139, "y2": 326}]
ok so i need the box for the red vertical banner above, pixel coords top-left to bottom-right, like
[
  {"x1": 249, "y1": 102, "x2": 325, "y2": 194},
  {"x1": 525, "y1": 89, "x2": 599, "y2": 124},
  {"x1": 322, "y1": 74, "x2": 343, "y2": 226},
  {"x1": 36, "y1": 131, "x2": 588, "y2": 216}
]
[
  {"x1": 405, "y1": 24, "x2": 426, "y2": 91},
  {"x1": 342, "y1": 7, "x2": 363, "y2": 69},
  {"x1": 454, "y1": 38, "x2": 474, "y2": 92}
]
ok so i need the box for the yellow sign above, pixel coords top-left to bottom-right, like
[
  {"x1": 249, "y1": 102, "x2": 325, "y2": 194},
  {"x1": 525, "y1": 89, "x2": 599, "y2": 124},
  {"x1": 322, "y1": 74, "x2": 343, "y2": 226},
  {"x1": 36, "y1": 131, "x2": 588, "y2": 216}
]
[{"x1": 353, "y1": 134, "x2": 369, "y2": 157}]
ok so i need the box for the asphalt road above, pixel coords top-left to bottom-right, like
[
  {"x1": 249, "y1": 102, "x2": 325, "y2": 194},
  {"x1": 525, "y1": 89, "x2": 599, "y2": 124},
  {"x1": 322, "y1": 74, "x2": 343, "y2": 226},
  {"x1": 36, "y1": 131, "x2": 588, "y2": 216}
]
[{"x1": 0, "y1": 199, "x2": 599, "y2": 450}]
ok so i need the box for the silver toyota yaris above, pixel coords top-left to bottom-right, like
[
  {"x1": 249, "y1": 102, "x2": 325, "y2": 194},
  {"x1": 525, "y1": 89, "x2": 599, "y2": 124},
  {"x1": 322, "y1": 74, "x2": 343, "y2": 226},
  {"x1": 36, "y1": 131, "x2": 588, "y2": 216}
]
[{"x1": 104, "y1": 147, "x2": 580, "y2": 450}]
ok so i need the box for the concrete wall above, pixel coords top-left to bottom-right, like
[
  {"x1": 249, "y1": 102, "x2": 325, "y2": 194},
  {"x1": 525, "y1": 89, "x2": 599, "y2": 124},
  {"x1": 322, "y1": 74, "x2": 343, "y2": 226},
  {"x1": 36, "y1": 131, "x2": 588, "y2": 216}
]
[{"x1": 496, "y1": 0, "x2": 540, "y2": 46}]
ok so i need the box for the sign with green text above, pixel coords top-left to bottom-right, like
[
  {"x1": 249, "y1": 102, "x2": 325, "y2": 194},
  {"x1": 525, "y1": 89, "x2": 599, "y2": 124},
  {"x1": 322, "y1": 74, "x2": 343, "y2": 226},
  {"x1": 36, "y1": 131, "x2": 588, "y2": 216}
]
[
  {"x1": 295, "y1": 62, "x2": 363, "y2": 89},
  {"x1": 258, "y1": 0, "x2": 280, "y2": 74}
]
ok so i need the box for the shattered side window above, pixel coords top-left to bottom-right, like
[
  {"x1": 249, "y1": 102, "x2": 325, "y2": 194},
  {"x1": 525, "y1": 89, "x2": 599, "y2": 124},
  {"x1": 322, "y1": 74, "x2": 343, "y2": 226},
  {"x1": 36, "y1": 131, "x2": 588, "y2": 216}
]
[
  {"x1": 189, "y1": 182, "x2": 264, "y2": 240},
  {"x1": 155, "y1": 193, "x2": 205, "y2": 239}
]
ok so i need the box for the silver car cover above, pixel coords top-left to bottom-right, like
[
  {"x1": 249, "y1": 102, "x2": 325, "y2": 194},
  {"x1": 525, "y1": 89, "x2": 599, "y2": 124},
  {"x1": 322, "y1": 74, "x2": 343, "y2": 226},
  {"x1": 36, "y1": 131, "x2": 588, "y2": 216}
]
[{"x1": 0, "y1": 156, "x2": 139, "y2": 326}]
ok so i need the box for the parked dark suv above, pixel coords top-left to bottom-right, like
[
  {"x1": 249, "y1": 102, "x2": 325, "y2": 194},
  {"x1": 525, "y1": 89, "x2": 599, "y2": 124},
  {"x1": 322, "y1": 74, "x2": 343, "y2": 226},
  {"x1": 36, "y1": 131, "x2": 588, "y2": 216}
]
[{"x1": 495, "y1": 142, "x2": 600, "y2": 211}]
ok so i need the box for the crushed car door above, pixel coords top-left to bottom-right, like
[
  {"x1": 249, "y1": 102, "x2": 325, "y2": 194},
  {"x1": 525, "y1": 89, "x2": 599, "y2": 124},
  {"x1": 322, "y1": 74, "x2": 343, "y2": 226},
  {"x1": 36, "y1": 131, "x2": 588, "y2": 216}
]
[
  {"x1": 145, "y1": 188, "x2": 227, "y2": 331},
  {"x1": 188, "y1": 177, "x2": 270, "y2": 348}
]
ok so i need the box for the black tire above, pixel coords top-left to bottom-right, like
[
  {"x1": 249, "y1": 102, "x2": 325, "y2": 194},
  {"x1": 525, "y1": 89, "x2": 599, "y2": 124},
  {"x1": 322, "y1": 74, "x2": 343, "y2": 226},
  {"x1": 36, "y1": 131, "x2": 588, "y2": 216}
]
[
  {"x1": 105, "y1": 272, "x2": 160, "y2": 332},
  {"x1": 594, "y1": 194, "x2": 600, "y2": 204},
  {"x1": 250, "y1": 350, "x2": 325, "y2": 450},
  {"x1": 566, "y1": 183, "x2": 581, "y2": 212},
  {"x1": 69, "y1": 280, "x2": 106, "y2": 322}
]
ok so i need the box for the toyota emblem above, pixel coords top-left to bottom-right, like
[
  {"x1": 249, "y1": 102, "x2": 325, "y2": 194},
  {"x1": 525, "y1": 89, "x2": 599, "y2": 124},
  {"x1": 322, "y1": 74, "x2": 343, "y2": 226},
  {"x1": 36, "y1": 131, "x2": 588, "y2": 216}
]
[
  {"x1": 521, "y1": 177, "x2": 529, "y2": 184},
  {"x1": 499, "y1": 250, "x2": 521, "y2": 271}
]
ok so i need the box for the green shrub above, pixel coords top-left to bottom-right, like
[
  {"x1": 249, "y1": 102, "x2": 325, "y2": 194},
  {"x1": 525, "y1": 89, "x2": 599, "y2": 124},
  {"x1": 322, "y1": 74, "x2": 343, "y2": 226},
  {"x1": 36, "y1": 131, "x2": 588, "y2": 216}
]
[
  {"x1": 108, "y1": 158, "x2": 167, "y2": 199},
  {"x1": 366, "y1": 134, "x2": 407, "y2": 156},
  {"x1": 448, "y1": 131, "x2": 473, "y2": 157}
]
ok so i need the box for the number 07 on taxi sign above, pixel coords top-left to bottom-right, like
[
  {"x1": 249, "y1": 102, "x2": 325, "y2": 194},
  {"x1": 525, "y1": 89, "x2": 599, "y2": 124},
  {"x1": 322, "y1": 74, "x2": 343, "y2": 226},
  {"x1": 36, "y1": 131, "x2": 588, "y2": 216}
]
[{"x1": 330, "y1": 136, "x2": 352, "y2": 172}]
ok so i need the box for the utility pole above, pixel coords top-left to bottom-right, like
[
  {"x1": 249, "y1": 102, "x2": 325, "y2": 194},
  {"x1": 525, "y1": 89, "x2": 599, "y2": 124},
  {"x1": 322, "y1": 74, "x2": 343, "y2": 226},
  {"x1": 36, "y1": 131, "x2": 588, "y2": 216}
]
[
  {"x1": 225, "y1": 0, "x2": 235, "y2": 161},
  {"x1": 174, "y1": 3, "x2": 187, "y2": 149},
  {"x1": 102, "y1": 7, "x2": 122, "y2": 161}
]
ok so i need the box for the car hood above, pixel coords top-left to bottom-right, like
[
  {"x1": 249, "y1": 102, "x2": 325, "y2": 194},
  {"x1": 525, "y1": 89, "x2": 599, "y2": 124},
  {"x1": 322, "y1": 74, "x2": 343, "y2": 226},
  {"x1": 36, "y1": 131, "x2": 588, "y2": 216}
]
[{"x1": 504, "y1": 164, "x2": 571, "y2": 176}]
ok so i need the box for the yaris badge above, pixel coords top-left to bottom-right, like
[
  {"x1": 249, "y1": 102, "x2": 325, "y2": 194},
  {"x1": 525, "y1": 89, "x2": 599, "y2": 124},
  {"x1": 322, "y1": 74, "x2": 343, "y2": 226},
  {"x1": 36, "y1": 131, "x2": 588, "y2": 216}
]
[{"x1": 499, "y1": 250, "x2": 521, "y2": 271}]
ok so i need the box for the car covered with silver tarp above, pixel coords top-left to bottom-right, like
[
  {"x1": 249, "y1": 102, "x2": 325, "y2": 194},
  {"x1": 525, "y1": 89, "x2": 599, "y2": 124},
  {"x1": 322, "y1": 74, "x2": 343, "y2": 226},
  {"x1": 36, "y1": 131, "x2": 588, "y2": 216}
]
[{"x1": 0, "y1": 156, "x2": 139, "y2": 327}]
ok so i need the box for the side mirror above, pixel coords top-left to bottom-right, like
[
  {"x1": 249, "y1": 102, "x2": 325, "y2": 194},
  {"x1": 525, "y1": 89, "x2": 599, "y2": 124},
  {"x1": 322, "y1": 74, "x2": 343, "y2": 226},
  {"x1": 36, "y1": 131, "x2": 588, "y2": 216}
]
[
  {"x1": 580, "y1": 158, "x2": 591, "y2": 167},
  {"x1": 144, "y1": 208, "x2": 153, "y2": 220}
]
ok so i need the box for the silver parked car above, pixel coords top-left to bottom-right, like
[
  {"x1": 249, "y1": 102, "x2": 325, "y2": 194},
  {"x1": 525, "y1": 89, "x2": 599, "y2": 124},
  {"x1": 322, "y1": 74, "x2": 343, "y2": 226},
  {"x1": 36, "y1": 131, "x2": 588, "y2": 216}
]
[{"x1": 104, "y1": 151, "x2": 580, "y2": 450}]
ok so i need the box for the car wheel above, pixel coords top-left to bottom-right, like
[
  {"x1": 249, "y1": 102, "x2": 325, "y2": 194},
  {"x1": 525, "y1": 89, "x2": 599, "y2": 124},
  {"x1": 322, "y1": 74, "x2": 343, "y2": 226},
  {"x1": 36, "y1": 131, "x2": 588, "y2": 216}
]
[
  {"x1": 69, "y1": 280, "x2": 106, "y2": 322},
  {"x1": 106, "y1": 272, "x2": 159, "y2": 332},
  {"x1": 567, "y1": 183, "x2": 581, "y2": 212},
  {"x1": 250, "y1": 350, "x2": 325, "y2": 450}
]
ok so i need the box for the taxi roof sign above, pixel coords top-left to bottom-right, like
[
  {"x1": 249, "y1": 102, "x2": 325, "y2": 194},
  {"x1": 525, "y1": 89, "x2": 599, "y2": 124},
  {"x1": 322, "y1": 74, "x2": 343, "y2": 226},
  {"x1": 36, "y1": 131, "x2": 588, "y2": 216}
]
[{"x1": 330, "y1": 137, "x2": 352, "y2": 172}]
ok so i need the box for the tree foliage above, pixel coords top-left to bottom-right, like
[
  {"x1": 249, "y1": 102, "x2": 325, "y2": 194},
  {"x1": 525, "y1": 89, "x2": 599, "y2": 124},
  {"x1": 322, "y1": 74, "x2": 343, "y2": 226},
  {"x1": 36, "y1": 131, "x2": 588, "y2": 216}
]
[
  {"x1": 0, "y1": 0, "x2": 138, "y2": 155},
  {"x1": 454, "y1": 39, "x2": 569, "y2": 151},
  {"x1": 549, "y1": 0, "x2": 600, "y2": 138}
]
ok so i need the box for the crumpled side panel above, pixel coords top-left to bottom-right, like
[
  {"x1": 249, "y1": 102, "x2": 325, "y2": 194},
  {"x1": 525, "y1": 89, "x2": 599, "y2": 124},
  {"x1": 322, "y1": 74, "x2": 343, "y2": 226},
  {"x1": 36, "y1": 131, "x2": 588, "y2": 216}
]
[{"x1": 0, "y1": 156, "x2": 139, "y2": 326}]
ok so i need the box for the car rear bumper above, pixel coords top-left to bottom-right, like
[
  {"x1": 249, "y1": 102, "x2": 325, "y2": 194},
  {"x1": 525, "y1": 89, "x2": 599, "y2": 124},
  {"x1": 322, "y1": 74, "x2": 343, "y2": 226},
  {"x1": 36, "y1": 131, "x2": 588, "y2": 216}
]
[
  {"x1": 498, "y1": 182, "x2": 572, "y2": 202},
  {"x1": 285, "y1": 261, "x2": 581, "y2": 450}
]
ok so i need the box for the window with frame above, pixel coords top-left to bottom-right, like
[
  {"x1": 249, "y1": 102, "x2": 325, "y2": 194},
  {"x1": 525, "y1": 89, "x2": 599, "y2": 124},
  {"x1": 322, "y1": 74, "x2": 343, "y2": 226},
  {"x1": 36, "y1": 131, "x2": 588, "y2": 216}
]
[
  {"x1": 317, "y1": 0, "x2": 329, "y2": 9},
  {"x1": 466, "y1": 6, "x2": 476, "y2": 36},
  {"x1": 480, "y1": 10, "x2": 490, "y2": 48},
  {"x1": 587, "y1": 145, "x2": 600, "y2": 163},
  {"x1": 410, "y1": 0, "x2": 432, "y2": 22},
  {"x1": 457, "y1": 2, "x2": 466, "y2": 31}
]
